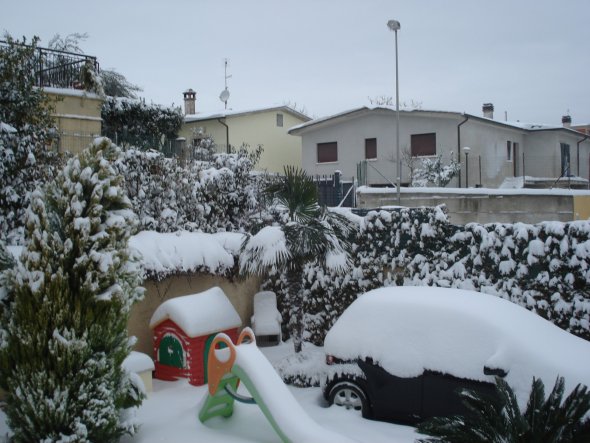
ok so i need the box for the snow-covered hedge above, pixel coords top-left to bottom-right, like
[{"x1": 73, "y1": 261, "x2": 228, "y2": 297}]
[
  {"x1": 114, "y1": 143, "x2": 265, "y2": 234},
  {"x1": 263, "y1": 206, "x2": 590, "y2": 345}
]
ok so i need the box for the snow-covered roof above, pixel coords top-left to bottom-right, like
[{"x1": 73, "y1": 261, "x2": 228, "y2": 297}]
[
  {"x1": 149, "y1": 286, "x2": 241, "y2": 337},
  {"x1": 288, "y1": 105, "x2": 586, "y2": 137},
  {"x1": 184, "y1": 105, "x2": 310, "y2": 123},
  {"x1": 324, "y1": 286, "x2": 590, "y2": 405},
  {"x1": 129, "y1": 231, "x2": 245, "y2": 279}
]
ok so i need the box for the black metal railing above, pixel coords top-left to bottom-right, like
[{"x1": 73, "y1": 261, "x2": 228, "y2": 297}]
[{"x1": 0, "y1": 40, "x2": 99, "y2": 90}]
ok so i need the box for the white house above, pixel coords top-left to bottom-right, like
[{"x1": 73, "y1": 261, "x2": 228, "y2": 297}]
[{"x1": 289, "y1": 104, "x2": 590, "y2": 189}]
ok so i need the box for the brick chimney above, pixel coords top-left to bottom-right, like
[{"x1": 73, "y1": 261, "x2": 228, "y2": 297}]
[
  {"x1": 482, "y1": 103, "x2": 494, "y2": 119},
  {"x1": 562, "y1": 115, "x2": 572, "y2": 128},
  {"x1": 183, "y1": 89, "x2": 196, "y2": 115}
]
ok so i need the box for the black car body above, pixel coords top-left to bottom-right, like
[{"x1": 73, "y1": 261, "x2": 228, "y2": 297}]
[{"x1": 322, "y1": 358, "x2": 497, "y2": 425}]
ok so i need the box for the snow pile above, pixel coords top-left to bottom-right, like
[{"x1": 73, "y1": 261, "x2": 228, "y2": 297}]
[
  {"x1": 149, "y1": 286, "x2": 241, "y2": 337},
  {"x1": 123, "y1": 351, "x2": 155, "y2": 374},
  {"x1": 130, "y1": 231, "x2": 244, "y2": 279},
  {"x1": 325, "y1": 286, "x2": 590, "y2": 405}
]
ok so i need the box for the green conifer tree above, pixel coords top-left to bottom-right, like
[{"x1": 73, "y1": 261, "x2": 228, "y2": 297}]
[{"x1": 1, "y1": 138, "x2": 144, "y2": 442}]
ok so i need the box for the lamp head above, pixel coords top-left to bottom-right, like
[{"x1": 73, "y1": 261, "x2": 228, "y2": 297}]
[{"x1": 387, "y1": 20, "x2": 401, "y2": 31}]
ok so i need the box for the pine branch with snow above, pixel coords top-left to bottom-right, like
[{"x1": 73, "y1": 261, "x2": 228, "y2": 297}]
[{"x1": 0, "y1": 138, "x2": 144, "y2": 442}]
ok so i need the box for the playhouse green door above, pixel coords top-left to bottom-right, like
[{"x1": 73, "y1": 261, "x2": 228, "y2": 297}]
[{"x1": 159, "y1": 335, "x2": 184, "y2": 368}]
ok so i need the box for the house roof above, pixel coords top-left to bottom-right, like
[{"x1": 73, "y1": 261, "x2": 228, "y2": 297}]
[
  {"x1": 149, "y1": 286, "x2": 241, "y2": 337},
  {"x1": 184, "y1": 105, "x2": 311, "y2": 123},
  {"x1": 288, "y1": 106, "x2": 587, "y2": 138}
]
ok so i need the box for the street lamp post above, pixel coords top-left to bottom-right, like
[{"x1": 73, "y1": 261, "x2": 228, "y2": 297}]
[
  {"x1": 463, "y1": 146, "x2": 471, "y2": 188},
  {"x1": 387, "y1": 19, "x2": 401, "y2": 205}
]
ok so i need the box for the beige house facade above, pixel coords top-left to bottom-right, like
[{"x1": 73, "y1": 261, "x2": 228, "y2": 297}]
[
  {"x1": 179, "y1": 102, "x2": 310, "y2": 173},
  {"x1": 45, "y1": 87, "x2": 103, "y2": 154}
]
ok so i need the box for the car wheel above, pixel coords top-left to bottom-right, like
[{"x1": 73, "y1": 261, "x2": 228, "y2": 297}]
[{"x1": 328, "y1": 381, "x2": 370, "y2": 418}]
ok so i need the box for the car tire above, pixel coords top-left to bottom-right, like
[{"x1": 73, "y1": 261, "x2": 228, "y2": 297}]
[{"x1": 328, "y1": 380, "x2": 370, "y2": 418}]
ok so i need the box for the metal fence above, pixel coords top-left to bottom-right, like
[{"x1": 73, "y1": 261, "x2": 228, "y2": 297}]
[
  {"x1": 313, "y1": 172, "x2": 355, "y2": 207},
  {"x1": 357, "y1": 152, "x2": 590, "y2": 190},
  {"x1": 0, "y1": 40, "x2": 99, "y2": 90},
  {"x1": 57, "y1": 131, "x2": 98, "y2": 154}
]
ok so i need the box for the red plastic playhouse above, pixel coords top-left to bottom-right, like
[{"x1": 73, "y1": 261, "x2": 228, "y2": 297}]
[{"x1": 149, "y1": 286, "x2": 242, "y2": 386}]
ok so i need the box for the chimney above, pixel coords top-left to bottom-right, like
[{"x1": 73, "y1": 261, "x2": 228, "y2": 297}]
[
  {"x1": 562, "y1": 115, "x2": 572, "y2": 128},
  {"x1": 183, "y1": 89, "x2": 196, "y2": 115},
  {"x1": 482, "y1": 103, "x2": 494, "y2": 119}
]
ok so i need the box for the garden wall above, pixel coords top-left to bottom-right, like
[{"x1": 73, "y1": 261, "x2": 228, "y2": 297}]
[
  {"x1": 357, "y1": 187, "x2": 590, "y2": 224},
  {"x1": 128, "y1": 273, "x2": 261, "y2": 356}
]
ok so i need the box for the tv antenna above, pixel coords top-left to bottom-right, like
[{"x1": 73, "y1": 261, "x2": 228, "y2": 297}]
[{"x1": 219, "y1": 58, "x2": 231, "y2": 110}]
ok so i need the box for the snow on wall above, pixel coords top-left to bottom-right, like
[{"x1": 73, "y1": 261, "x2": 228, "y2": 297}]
[{"x1": 129, "y1": 231, "x2": 244, "y2": 279}]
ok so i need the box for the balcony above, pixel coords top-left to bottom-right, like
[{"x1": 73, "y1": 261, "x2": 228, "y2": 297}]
[{"x1": 0, "y1": 40, "x2": 100, "y2": 90}]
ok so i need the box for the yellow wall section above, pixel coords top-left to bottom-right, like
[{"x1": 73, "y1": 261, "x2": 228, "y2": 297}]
[
  {"x1": 46, "y1": 90, "x2": 103, "y2": 154},
  {"x1": 180, "y1": 109, "x2": 307, "y2": 173},
  {"x1": 573, "y1": 195, "x2": 590, "y2": 220}
]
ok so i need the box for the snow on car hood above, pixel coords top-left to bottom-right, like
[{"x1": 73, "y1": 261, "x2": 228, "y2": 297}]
[{"x1": 324, "y1": 286, "x2": 590, "y2": 405}]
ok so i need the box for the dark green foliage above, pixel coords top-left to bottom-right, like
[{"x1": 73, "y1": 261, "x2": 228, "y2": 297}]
[
  {"x1": 1, "y1": 139, "x2": 144, "y2": 442},
  {"x1": 100, "y1": 69, "x2": 143, "y2": 99},
  {"x1": 417, "y1": 376, "x2": 590, "y2": 443},
  {"x1": 101, "y1": 96, "x2": 183, "y2": 150}
]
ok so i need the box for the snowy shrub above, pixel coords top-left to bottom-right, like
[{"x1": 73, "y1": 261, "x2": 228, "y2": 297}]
[
  {"x1": 0, "y1": 34, "x2": 66, "y2": 245},
  {"x1": 0, "y1": 138, "x2": 144, "y2": 442},
  {"x1": 263, "y1": 206, "x2": 590, "y2": 346},
  {"x1": 116, "y1": 140, "x2": 265, "y2": 233},
  {"x1": 0, "y1": 129, "x2": 64, "y2": 245},
  {"x1": 101, "y1": 96, "x2": 183, "y2": 150},
  {"x1": 411, "y1": 152, "x2": 461, "y2": 187}
]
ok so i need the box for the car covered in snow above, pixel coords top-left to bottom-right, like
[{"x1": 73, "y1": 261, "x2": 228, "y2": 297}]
[{"x1": 322, "y1": 286, "x2": 590, "y2": 425}]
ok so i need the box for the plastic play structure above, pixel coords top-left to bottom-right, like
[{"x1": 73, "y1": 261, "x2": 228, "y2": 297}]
[{"x1": 198, "y1": 327, "x2": 355, "y2": 443}]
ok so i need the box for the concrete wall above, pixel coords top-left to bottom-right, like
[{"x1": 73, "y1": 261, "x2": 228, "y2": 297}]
[
  {"x1": 357, "y1": 188, "x2": 590, "y2": 225},
  {"x1": 128, "y1": 273, "x2": 262, "y2": 356},
  {"x1": 180, "y1": 109, "x2": 307, "y2": 173}
]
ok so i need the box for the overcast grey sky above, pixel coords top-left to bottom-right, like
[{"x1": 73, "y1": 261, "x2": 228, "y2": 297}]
[{"x1": 4, "y1": 0, "x2": 590, "y2": 125}]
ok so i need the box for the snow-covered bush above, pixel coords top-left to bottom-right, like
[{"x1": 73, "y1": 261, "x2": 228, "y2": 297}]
[
  {"x1": 116, "y1": 141, "x2": 265, "y2": 233},
  {"x1": 0, "y1": 34, "x2": 66, "y2": 245},
  {"x1": 263, "y1": 206, "x2": 590, "y2": 346},
  {"x1": 101, "y1": 96, "x2": 183, "y2": 150},
  {"x1": 411, "y1": 152, "x2": 461, "y2": 187},
  {"x1": 0, "y1": 138, "x2": 144, "y2": 442}
]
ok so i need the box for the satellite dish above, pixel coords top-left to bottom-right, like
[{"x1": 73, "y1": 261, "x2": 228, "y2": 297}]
[{"x1": 219, "y1": 88, "x2": 230, "y2": 103}]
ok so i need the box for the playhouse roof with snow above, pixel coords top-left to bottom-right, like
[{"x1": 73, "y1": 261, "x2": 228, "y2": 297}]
[{"x1": 149, "y1": 286, "x2": 241, "y2": 337}]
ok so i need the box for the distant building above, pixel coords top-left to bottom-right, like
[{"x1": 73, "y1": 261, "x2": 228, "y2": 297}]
[
  {"x1": 289, "y1": 104, "x2": 590, "y2": 189},
  {"x1": 179, "y1": 90, "x2": 311, "y2": 173}
]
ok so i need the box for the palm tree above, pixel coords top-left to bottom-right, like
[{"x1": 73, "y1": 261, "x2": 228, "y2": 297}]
[
  {"x1": 240, "y1": 166, "x2": 353, "y2": 353},
  {"x1": 417, "y1": 376, "x2": 590, "y2": 443}
]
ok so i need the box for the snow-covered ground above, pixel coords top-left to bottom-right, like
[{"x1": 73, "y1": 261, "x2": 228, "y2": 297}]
[
  {"x1": 0, "y1": 342, "x2": 419, "y2": 443},
  {"x1": 118, "y1": 342, "x2": 419, "y2": 443}
]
